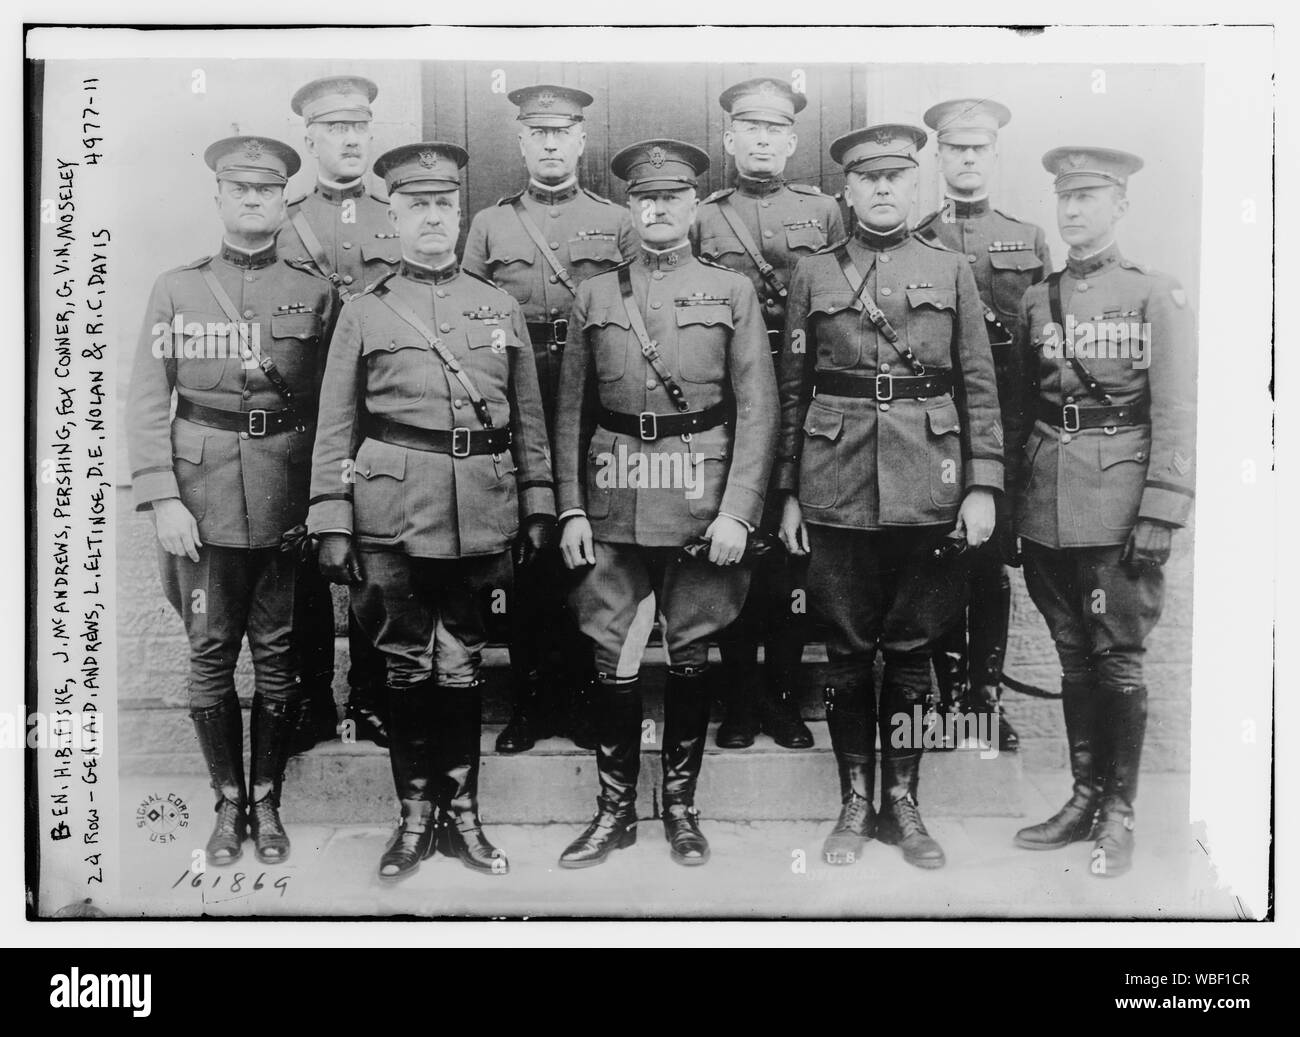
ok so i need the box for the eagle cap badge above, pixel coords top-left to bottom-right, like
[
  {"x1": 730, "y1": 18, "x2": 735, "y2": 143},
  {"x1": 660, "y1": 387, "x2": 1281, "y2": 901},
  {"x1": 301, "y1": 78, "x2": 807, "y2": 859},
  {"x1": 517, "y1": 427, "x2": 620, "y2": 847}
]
[{"x1": 648, "y1": 145, "x2": 667, "y2": 168}]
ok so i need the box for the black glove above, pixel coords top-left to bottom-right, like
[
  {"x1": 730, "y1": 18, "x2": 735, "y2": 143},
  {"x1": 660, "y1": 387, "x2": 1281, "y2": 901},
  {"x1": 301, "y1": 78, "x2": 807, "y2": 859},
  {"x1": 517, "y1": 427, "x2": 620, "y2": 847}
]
[
  {"x1": 514, "y1": 514, "x2": 555, "y2": 568},
  {"x1": 278, "y1": 523, "x2": 318, "y2": 565},
  {"x1": 318, "y1": 533, "x2": 364, "y2": 585},
  {"x1": 678, "y1": 532, "x2": 777, "y2": 564},
  {"x1": 1119, "y1": 518, "x2": 1173, "y2": 571}
]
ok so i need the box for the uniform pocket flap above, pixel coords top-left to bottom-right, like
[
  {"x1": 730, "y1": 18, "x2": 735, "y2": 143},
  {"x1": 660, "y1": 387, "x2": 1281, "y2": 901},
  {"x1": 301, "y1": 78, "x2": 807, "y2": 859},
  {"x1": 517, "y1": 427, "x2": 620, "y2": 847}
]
[
  {"x1": 675, "y1": 304, "x2": 734, "y2": 329},
  {"x1": 361, "y1": 242, "x2": 401, "y2": 265},
  {"x1": 802, "y1": 400, "x2": 844, "y2": 442},
  {"x1": 1099, "y1": 431, "x2": 1150, "y2": 470},
  {"x1": 988, "y1": 251, "x2": 1044, "y2": 274},
  {"x1": 171, "y1": 424, "x2": 205, "y2": 464},
  {"x1": 466, "y1": 323, "x2": 519, "y2": 350},
  {"x1": 809, "y1": 290, "x2": 861, "y2": 317},
  {"x1": 361, "y1": 334, "x2": 428, "y2": 356},
  {"x1": 784, "y1": 224, "x2": 826, "y2": 251},
  {"x1": 926, "y1": 401, "x2": 962, "y2": 436},
  {"x1": 699, "y1": 234, "x2": 745, "y2": 259},
  {"x1": 907, "y1": 287, "x2": 957, "y2": 312},
  {"x1": 270, "y1": 313, "x2": 323, "y2": 340},
  {"x1": 568, "y1": 236, "x2": 622, "y2": 264},
  {"x1": 358, "y1": 447, "x2": 407, "y2": 481},
  {"x1": 486, "y1": 239, "x2": 535, "y2": 266},
  {"x1": 585, "y1": 306, "x2": 631, "y2": 330}
]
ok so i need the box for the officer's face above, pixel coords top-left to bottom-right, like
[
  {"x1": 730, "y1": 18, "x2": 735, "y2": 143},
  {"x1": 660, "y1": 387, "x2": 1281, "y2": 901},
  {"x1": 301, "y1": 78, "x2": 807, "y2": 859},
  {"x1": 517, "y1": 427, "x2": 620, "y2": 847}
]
[
  {"x1": 724, "y1": 119, "x2": 797, "y2": 178},
  {"x1": 1057, "y1": 186, "x2": 1129, "y2": 252},
  {"x1": 937, "y1": 141, "x2": 995, "y2": 196},
  {"x1": 629, "y1": 188, "x2": 698, "y2": 248},
  {"x1": 518, "y1": 124, "x2": 587, "y2": 184},
  {"x1": 389, "y1": 190, "x2": 461, "y2": 262},
  {"x1": 305, "y1": 120, "x2": 373, "y2": 182},
  {"x1": 845, "y1": 167, "x2": 917, "y2": 230},
  {"x1": 214, "y1": 179, "x2": 287, "y2": 241}
]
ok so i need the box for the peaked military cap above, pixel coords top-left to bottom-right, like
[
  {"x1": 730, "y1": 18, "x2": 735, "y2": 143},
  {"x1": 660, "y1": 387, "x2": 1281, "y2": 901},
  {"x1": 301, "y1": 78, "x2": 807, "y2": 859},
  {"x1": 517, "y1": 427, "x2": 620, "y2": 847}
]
[
  {"x1": 1042, "y1": 146, "x2": 1144, "y2": 192},
  {"x1": 373, "y1": 142, "x2": 469, "y2": 195},
  {"x1": 923, "y1": 98, "x2": 1011, "y2": 146},
  {"x1": 291, "y1": 75, "x2": 378, "y2": 124},
  {"x1": 610, "y1": 138, "x2": 710, "y2": 194},
  {"x1": 507, "y1": 84, "x2": 594, "y2": 127},
  {"x1": 204, "y1": 135, "x2": 300, "y2": 185},
  {"x1": 831, "y1": 124, "x2": 928, "y2": 173},
  {"x1": 719, "y1": 77, "x2": 807, "y2": 125}
]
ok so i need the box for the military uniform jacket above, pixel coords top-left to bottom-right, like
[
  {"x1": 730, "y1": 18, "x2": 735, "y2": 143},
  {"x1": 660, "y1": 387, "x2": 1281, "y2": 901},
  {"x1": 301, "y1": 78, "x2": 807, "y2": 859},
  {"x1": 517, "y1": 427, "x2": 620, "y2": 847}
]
[
  {"x1": 1011, "y1": 243, "x2": 1196, "y2": 549},
  {"x1": 462, "y1": 183, "x2": 638, "y2": 423},
  {"x1": 776, "y1": 225, "x2": 1004, "y2": 530},
  {"x1": 692, "y1": 177, "x2": 845, "y2": 330},
  {"x1": 307, "y1": 260, "x2": 555, "y2": 559},
  {"x1": 554, "y1": 242, "x2": 778, "y2": 547},
  {"x1": 277, "y1": 180, "x2": 401, "y2": 298},
  {"x1": 127, "y1": 242, "x2": 338, "y2": 549}
]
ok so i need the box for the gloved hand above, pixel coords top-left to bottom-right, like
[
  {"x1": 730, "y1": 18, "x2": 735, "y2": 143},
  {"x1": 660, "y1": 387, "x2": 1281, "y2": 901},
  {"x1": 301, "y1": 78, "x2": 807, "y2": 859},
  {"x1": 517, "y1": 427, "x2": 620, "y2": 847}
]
[
  {"x1": 514, "y1": 514, "x2": 555, "y2": 568},
  {"x1": 1119, "y1": 519, "x2": 1174, "y2": 571},
  {"x1": 318, "y1": 533, "x2": 364, "y2": 585}
]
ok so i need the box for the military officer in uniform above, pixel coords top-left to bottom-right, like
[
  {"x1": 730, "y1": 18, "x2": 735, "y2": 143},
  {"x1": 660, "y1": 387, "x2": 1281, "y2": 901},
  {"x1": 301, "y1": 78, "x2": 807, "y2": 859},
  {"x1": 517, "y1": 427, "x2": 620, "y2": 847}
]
[
  {"x1": 463, "y1": 85, "x2": 636, "y2": 753},
  {"x1": 777, "y1": 125, "x2": 1003, "y2": 869},
  {"x1": 309, "y1": 142, "x2": 555, "y2": 882},
  {"x1": 278, "y1": 75, "x2": 403, "y2": 751},
  {"x1": 691, "y1": 76, "x2": 845, "y2": 751},
  {"x1": 1010, "y1": 147, "x2": 1194, "y2": 877},
  {"x1": 554, "y1": 139, "x2": 777, "y2": 868},
  {"x1": 915, "y1": 98, "x2": 1053, "y2": 751},
  {"x1": 128, "y1": 136, "x2": 337, "y2": 867}
]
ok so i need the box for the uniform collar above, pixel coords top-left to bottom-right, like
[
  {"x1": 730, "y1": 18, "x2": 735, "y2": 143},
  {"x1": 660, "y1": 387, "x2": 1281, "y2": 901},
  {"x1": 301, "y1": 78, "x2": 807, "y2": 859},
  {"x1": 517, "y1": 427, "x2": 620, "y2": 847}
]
[
  {"x1": 401, "y1": 256, "x2": 459, "y2": 284},
  {"x1": 853, "y1": 220, "x2": 909, "y2": 251},
  {"x1": 315, "y1": 177, "x2": 368, "y2": 204},
  {"x1": 220, "y1": 239, "x2": 279, "y2": 269},
  {"x1": 1066, "y1": 240, "x2": 1121, "y2": 278},
  {"x1": 735, "y1": 173, "x2": 785, "y2": 197},
  {"x1": 945, "y1": 194, "x2": 990, "y2": 219},
  {"x1": 527, "y1": 178, "x2": 579, "y2": 204},
  {"x1": 639, "y1": 241, "x2": 693, "y2": 270}
]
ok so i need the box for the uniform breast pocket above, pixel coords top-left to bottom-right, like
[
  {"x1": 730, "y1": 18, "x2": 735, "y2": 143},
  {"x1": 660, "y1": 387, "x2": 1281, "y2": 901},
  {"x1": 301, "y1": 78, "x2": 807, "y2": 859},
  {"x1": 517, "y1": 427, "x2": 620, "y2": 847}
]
[
  {"x1": 924, "y1": 399, "x2": 963, "y2": 508},
  {"x1": 685, "y1": 435, "x2": 731, "y2": 520},
  {"x1": 269, "y1": 312, "x2": 325, "y2": 385},
  {"x1": 808, "y1": 291, "x2": 862, "y2": 369},
  {"x1": 1098, "y1": 429, "x2": 1151, "y2": 531},
  {"x1": 798, "y1": 399, "x2": 843, "y2": 509},
  {"x1": 585, "y1": 307, "x2": 632, "y2": 382},
  {"x1": 464, "y1": 323, "x2": 517, "y2": 419},
  {"x1": 567, "y1": 235, "x2": 622, "y2": 270},
  {"x1": 361, "y1": 335, "x2": 430, "y2": 406},
  {"x1": 485, "y1": 240, "x2": 536, "y2": 303},
  {"x1": 784, "y1": 222, "x2": 826, "y2": 253},
  {"x1": 353, "y1": 439, "x2": 406, "y2": 541},
  {"x1": 173, "y1": 312, "x2": 235, "y2": 391},
  {"x1": 988, "y1": 251, "x2": 1044, "y2": 317},
  {"x1": 361, "y1": 242, "x2": 401, "y2": 271},
  {"x1": 171, "y1": 421, "x2": 207, "y2": 521},
  {"x1": 905, "y1": 287, "x2": 956, "y2": 356},
  {"x1": 675, "y1": 305, "x2": 732, "y2": 383},
  {"x1": 699, "y1": 234, "x2": 745, "y2": 265}
]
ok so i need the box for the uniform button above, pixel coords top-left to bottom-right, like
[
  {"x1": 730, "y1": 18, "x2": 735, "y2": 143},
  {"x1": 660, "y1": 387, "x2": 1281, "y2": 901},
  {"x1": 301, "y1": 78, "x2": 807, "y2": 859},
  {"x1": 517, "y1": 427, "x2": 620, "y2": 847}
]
[
  {"x1": 879, "y1": 253, "x2": 890, "y2": 263},
  {"x1": 550, "y1": 307, "x2": 560, "y2": 316},
  {"x1": 761, "y1": 201, "x2": 771, "y2": 208},
  {"x1": 549, "y1": 275, "x2": 558, "y2": 284},
  {"x1": 243, "y1": 309, "x2": 255, "y2": 319},
  {"x1": 1077, "y1": 282, "x2": 1089, "y2": 292},
  {"x1": 453, "y1": 399, "x2": 465, "y2": 409},
  {"x1": 1065, "y1": 396, "x2": 1075, "y2": 404},
  {"x1": 762, "y1": 230, "x2": 774, "y2": 239},
  {"x1": 1136, "y1": 451, "x2": 1146, "y2": 461},
  {"x1": 436, "y1": 289, "x2": 447, "y2": 298},
  {"x1": 652, "y1": 271, "x2": 664, "y2": 280},
  {"x1": 342, "y1": 242, "x2": 352, "y2": 250},
  {"x1": 880, "y1": 287, "x2": 892, "y2": 296},
  {"x1": 651, "y1": 301, "x2": 662, "y2": 309},
  {"x1": 550, "y1": 209, "x2": 560, "y2": 218},
  {"x1": 550, "y1": 344, "x2": 559, "y2": 353},
  {"x1": 343, "y1": 275, "x2": 354, "y2": 285},
  {"x1": 549, "y1": 241, "x2": 560, "y2": 250},
  {"x1": 1061, "y1": 433, "x2": 1072, "y2": 444},
  {"x1": 968, "y1": 254, "x2": 977, "y2": 263},
  {"x1": 440, "y1": 323, "x2": 452, "y2": 332},
  {"x1": 879, "y1": 403, "x2": 890, "y2": 412},
  {"x1": 239, "y1": 431, "x2": 250, "y2": 440},
  {"x1": 880, "y1": 362, "x2": 891, "y2": 373},
  {"x1": 646, "y1": 379, "x2": 657, "y2": 390},
  {"x1": 245, "y1": 275, "x2": 254, "y2": 282},
  {"x1": 242, "y1": 389, "x2": 252, "y2": 399}
]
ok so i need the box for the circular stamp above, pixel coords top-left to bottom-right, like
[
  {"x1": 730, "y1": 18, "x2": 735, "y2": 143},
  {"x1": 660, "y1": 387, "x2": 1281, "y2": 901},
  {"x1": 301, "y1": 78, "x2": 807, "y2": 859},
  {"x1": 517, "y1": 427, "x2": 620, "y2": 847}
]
[{"x1": 135, "y1": 792, "x2": 190, "y2": 844}]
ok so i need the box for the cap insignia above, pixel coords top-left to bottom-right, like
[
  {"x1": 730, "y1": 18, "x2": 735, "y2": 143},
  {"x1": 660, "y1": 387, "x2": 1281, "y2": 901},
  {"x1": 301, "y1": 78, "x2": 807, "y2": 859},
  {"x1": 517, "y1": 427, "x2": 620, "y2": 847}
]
[
  {"x1": 418, "y1": 149, "x2": 439, "y2": 169},
  {"x1": 536, "y1": 90, "x2": 557, "y2": 109},
  {"x1": 243, "y1": 138, "x2": 264, "y2": 160},
  {"x1": 648, "y1": 146, "x2": 667, "y2": 168}
]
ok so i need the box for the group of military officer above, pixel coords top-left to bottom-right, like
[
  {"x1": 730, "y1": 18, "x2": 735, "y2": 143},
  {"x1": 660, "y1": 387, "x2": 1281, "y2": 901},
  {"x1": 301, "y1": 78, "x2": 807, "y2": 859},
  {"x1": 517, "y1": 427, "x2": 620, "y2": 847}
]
[{"x1": 127, "y1": 71, "x2": 1194, "y2": 882}]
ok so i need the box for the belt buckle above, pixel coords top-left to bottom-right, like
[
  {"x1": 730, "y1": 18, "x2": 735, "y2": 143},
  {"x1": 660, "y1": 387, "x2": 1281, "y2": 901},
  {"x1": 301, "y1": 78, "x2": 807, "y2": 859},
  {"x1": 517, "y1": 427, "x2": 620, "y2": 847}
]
[
  {"x1": 638, "y1": 411, "x2": 658, "y2": 441},
  {"x1": 875, "y1": 374, "x2": 893, "y2": 402},
  {"x1": 451, "y1": 427, "x2": 472, "y2": 458},
  {"x1": 1062, "y1": 404, "x2": 1081, "y2": 433},
  {"x1": 552, "y1": 317, "x2": 569, "y2": 347},
  {"x1": 248, "y1": 409, "x2": 268, "y2": 437}
]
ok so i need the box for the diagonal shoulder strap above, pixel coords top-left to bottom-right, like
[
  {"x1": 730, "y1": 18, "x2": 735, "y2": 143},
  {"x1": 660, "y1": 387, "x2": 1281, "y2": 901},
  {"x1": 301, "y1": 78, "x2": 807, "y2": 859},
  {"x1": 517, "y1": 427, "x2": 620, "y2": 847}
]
[
  {"x1": 1046, "y1": 270, "x2": 1112, "y2": 404},
  {"x1": 373, "y1": 283, "x2": 496, "y2": 430},
  {"x1": 291, "y1": 212, "x2": 345, "y2": 291},
  {"x1": 716, "y1": 197, "x2": 787, "y2": 300},
  {"x1": 511, "y1": 198, "x2": 578, "y2": 296},
  {"x1": 200, "y1": 264, "x2": 305, "y2": 428},
  {"x1": 834, "y1": 244, "x2": 928, "y2": 375},
  {"x1": 617, "y1": 265, "x2": 690, "y2": 413}
]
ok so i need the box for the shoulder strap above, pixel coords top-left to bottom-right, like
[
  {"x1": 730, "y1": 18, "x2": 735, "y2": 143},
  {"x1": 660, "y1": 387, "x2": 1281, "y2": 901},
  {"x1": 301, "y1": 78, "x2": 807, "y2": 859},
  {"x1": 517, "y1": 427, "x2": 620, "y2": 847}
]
[
  {"x1": 1046, "y1": 271, "x2": 1112, "y2": 404},
  {"x1": 199, "y1": 265, "x2": 305, "y2": 428},
  {"x1": 834, "y1": 244, "x2": 928, "y2": 375},
  {"x1": 510, "y1": 197, "x2": 578, "y2": 296},
  {"x1": 716, "y1": 196, "x2": 787, "y2": 300},
  {"x1": 617, "y1": 265, "x2": 691, "y2": 413},
  {"x1": 373, "y1": 282, "x2": 497, "y2": 430},
  {"x1": 291, "y1": 212, "x2": 342, "y2": 290}
]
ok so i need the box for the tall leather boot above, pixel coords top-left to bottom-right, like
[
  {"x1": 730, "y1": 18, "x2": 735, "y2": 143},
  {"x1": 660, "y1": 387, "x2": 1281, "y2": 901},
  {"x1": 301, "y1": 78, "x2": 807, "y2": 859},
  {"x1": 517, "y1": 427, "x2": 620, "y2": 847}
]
[
  {"x1": 1091, "y1": 680, "x2": 1148, "y2": 878},
  {"x1": 563, "y1": 675, "x2": 600, "y2": 751},
  {"x1": 715, "y1": 640, "x2": 759, "y2": 749},
  {"x1": 248, "y1": 693, "x2": 296, "y2": 864},
  {"x1": 1014, "y1": 673, "x2": 1104, "y2": 849},
  {"x1": 191, "y1": 695, "x2": 247, "y2": 867},
  {"x1": 559, "y1": 680, "x2": 643, "y2": 868},
  {"x1": 661, "y1": 669, "x2": 712, "y2": 865},
  {"x1": 435, "y1": 680, "x2": 509, "y2": 875},
  {"x1": 821, "y1": 678, "x2": 876, "y2": 865},
  {"x1": 758, "y1": 629, "x2": 814, "y2": 749},
  {"x1": 930, "y1": 622, "x2": 969, "y2": 751},
  {"x1": 289, "y1": 679, "x2": 339, "y2": 755},
  {"x1": 496, "y1": 667, "x2": 547, "y2": 754},
  {"x1": 345, "y1": 681, "x2": 389, "y2": 748},
  {"x1": 968, "y1": 563, "x2": 1018, "y2": 751},
  {"x1": 377, "y1": 681, "x2": 439, "y2": 881}
]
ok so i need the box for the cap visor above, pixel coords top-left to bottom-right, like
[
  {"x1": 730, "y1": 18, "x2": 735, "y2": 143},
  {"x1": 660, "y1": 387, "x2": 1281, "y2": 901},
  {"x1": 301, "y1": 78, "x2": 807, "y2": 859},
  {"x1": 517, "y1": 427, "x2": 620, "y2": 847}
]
[
  {"x1": 391, "y1": 179, "x2": 459, "y2": 194},
  {"x1": 308, "y1": 108, "x2": 372, "y2": 123},
  {"x1": 627, "y1": 178, "x2": 697, "y2": 194},
  {"x1": 938, "y1": 129, "x2": 996, "y2": 146},
  {"x1": 847, "y1": 156, "x2": 916, "y2": 173},
  {"x1": 216, "y1": 170, "x2": 287, "y2": 185},
  {"x1": 729, "y1": 109, "x2": 795, "y2": 125},
  {"x1": 1054, "y1": 172, "x2": 1121, "y2": 192},
  {"x1": 518, "y1": 115, "x2": 582, "y2": 128}
]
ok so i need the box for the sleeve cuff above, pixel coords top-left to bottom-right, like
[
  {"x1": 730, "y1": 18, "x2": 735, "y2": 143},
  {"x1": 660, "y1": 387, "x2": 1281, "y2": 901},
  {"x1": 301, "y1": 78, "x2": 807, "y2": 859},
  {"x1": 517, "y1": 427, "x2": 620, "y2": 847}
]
[
  {"x1": 558, "y1": 508, "x2": 587, "y2": 523},
  {"x1": 308, "y1": 500, "x2": 353, "y2": 537},
  {"x1": 520, "y1": 485, "x2": 556, "y2": 519},
  {"x1": 773, "y1": 458, "x2": 799, "y2": 494},
  {"x1": 132, "y1": 468, "x2": 179, "y2": 510},
  {"x1": 718, "y1": 484, "x2": 764, "y2": 530},
  {"x1": 557, "y1": 484, "x2": 585, "y2": 515},
  {"x1": 1138, "y1": 484, "x2": 1193, "y2": 528},
  {"x1": 718, "y1": 512, "x2": 755, "y2": 533},
  {"x1": 964, "y1": 457, "x2": 1005, "y2": 494}
]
